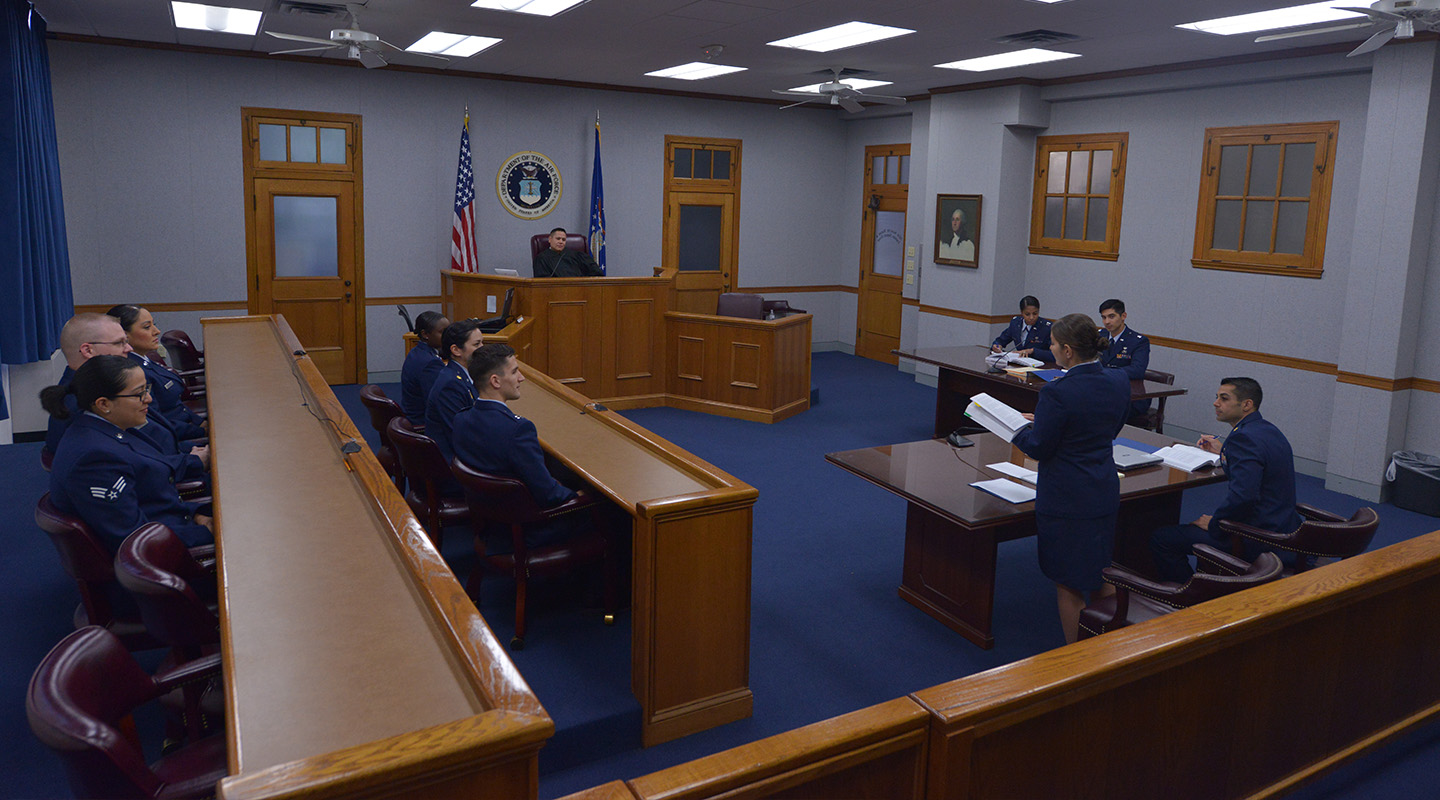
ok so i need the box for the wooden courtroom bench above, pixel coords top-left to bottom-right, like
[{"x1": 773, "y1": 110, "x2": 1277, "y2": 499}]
[{"x1": 560, "y1": 529, "x2": 1440, "y2": 800}]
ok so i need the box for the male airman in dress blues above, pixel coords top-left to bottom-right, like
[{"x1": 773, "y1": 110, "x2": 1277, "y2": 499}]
[{"x1": 1098, "y1": 298, "x2": 1151, "y2": 419}]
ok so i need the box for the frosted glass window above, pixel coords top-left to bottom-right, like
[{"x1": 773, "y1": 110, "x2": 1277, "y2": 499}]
[
  {"x1": 290, "y1": 126, "x2": 317, "y2": 162},
  {"x1": 898, "y1": 155, "x2": 910, "y2": 184},
  {"x1": 885, "y1": 156, "x2": 899, "y2": 184},
  {"x1": 1217, "y1": 146, "x2": 1247, "y2": 196},
  {"x1": 873, "y1": 156, "x2": 884, "y2": 183},
  {"x1": 677, "y1": 204, "x2": 721, "y2": 271},
  {"x1": 1213, "y1": 200, "x2": 1242, "y2": 249},
  {"x1": 1248, "y1": 144, "x2": 1281, "y2": 195},
  {"x1": 1047, "y1": 152, "x2": 1066, "y2": 193},
  {"x1": 1243, "y1": 200, "x2": 1275, "y2": 252},
  {"x1": 871, "y1": 211, "x2": 904, "y2": 276},
  {"x1": 1064, "y1": 198, "x2": 1084, "y2": 239},
  {"x1": 1067, "y1": 151, "x2": 1090, "y2": 193},
  {"x1": 673, "y1": 148, "x2": 692, "y2": 178},
  {"x1": 1275, "y1": 201, "x2": 1309, "y2": 254},
  {"x1": 273, "y1": 196, "x2": 338, "y2": 278},
  {"x1": 1090, "y1": 150, "x2": 1111, "y2": 195},
  {"x1": 713, "y1": 150, "x2": 730, "y2": 180},
  {"x1": 319, "y1": 127, "x2": 346, "y2": 164},
  {"x1": 258, "y1": 124, "x2": 286, "y2": 161},
  {"x1": 694, "y1": 149, "x2": 713, "y2": 179},
  {"x1": 1280, "y1": 143, "x2": 1315, "y2": 196},
  {"x1": 1085, "y1": 199, "x2": 1108, "y2": 241},
  {"x1": 1044, "y1": 198, "x2": 1063, "y2": 238}
]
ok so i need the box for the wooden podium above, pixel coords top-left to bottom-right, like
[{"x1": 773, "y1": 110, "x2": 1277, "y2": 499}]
[{"x1": 440, "y1": 270, "x2": 811, "y2": 423}]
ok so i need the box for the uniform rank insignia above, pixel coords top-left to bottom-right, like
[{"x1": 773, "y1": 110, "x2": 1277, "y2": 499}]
[
  {"x1": 90, "y1": 476, "x2": 127, "y2": 501},
  {"x1": 163, "y1": 380, "x2": 174, "y2": 389}
]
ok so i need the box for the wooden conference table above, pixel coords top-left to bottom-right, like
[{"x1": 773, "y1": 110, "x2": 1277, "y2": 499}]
[
  {"x1": 897, "y1": 345, "x2": 1188, "y2": 438},
  {"x1": 825, "y1": 426, "x2": 1225, "y2": 649}
]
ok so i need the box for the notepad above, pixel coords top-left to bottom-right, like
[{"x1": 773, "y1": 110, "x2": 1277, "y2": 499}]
[
  {"x1": 1033, "y1": 369, "x2": 1067, "y2": 382},
  {"x1": 1153, "y1": 444, "x2": 1222, "y2": 472},
  {"x1": 970, "y1": 478, "x2": 1036, "y2": 504},
  {"x1": 987, "y1": 462, "x2": 1038, "y2": 484},
  {"x1": 964, "y1": 393, "x2": 1029, "y2": 442}
]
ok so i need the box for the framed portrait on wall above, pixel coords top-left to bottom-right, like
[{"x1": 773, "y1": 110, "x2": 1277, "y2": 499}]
[{"x1": 934, "y1": 194, "x2": 981, "y2": 268}]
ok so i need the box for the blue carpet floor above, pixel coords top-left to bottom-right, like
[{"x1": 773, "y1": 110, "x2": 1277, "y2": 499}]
[{"x1": 5, "y1": 351, "x2": 1439, "y2": 797}]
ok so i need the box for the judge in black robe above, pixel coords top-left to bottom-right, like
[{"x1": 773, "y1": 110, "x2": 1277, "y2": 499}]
[{"x1": 533, "y1": 227, "x2": 604, "y2": 277}]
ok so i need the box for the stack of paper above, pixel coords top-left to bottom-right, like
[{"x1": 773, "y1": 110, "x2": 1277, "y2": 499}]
[
  {"x1": 969, "y1": 478, "x2": 1036, "y2": 504},
  {"x1": 1152, "y1": 444, "x2": 1222, "y2": 472},
  {"x1": 964, "y1": 392, "x2": 1030, "y2": 442},
  {"x1": 985, "y1": 352, "x2": 1045, "y2": 369},
  {"x1": 987, "y1": 462, "x2": 1038, "y2": 484}
]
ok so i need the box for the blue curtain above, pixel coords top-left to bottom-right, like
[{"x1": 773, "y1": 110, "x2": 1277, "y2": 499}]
[{"x1": 1, "y1": 0, "x2": 75, "y2": 420}]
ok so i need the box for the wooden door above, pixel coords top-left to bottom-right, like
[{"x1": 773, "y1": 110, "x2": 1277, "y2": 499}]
[
  {"x1": 663, "y1": 136, "x2": 741, "y2": 314},
  {"x1": 664, "y1": 191, "x2": 736, "y2": 312},
  {"x1": 856, "y1": 144, "x2": 910, "y2": 363},
  {"x1": 243, "y1": 108, "x2": 364, "y2": 384},
  {"x1": 252, "y1": 178, "x2": 358, "y2": 383}
]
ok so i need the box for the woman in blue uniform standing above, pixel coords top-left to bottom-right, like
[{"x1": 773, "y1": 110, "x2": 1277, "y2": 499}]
[
  {"x1": 107, "y1": 304, "x2": 207, "y2": 442},
  {"x1": 41, "y1": 355, "x2": 213, "y2": 553},
  {"x1": 400, "y1": 311, "x2": 449, "y2": 427},
  {"x1": 1010, "y1": 313, "x2": 1132, "y2": 643}
]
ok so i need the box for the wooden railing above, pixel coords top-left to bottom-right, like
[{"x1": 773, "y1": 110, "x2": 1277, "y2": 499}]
[{"x1": 563, "y1": 529, "x2": 1440, "y2": 799}]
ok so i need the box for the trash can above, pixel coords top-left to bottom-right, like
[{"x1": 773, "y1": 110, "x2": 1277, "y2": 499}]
[{"x1": 1386, "y1": 451, "x2": 1440, "y2": 516}]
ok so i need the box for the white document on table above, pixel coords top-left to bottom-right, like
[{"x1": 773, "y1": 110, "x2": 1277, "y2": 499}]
[
  {"x1": 987, "y1": 462, "x2": 1038, "y2": 484},
  {"x1": 1153, "y1": 444, "x2": 1222, "y2": 472},
  {"x1": 969, "y1": 478, "x2": 1037, "y2": 504}
]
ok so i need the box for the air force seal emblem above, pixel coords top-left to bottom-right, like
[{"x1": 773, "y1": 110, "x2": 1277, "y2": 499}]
[{"x1": 498, "y1": 151, "x2": 561, "y2": 220}]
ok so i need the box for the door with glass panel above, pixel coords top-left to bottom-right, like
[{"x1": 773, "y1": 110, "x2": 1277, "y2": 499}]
[
  {"x1": 243, "y1": 109, "x2": 363, "y2": 384},
  {"x1": 856, "y1": 144, "x2": 909, "y2": 364},
  {"x1": 253, "y1": 178, "x2": 357, "y2": 383},
  {"x1": 663, "y1": 136, "x2": 740, "y2": 314}
]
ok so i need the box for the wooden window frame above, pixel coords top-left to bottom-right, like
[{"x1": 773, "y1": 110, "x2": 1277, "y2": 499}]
[
  {"x1": 1191, "y1": 121, "x2": 1338, "y2": 279},
  {"x1": 666, "y1": 137, "x2": 740, "y2": 190},
  {"x1": 1029, "y1": 132, "x2": 1128, "y2": 261}
]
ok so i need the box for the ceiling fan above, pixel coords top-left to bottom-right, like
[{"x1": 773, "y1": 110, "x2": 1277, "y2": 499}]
[
  {"x1": 773, "y1": 68, "x2": 906, "y2": 114},
  {"x1": 265, "y1": 3, "x2": 447, "y2": 69},
  {"x1": 1254, "y1": 0, "x2": 1440, "y2": 57}
]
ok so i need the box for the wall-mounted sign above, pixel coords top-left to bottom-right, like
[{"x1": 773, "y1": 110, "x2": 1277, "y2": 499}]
[{"x1": 497, "y1": 151, "x2": 562, "y2": 219}]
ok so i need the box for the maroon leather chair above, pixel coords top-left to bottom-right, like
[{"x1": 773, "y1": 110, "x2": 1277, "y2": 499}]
[
  {"x1": 1130, "y1": 368, "x2": 1174, "y2": 433},
  {"x1": 529, "y1": 232, "x2": 589, "y2": 262},
  {"x1": 1218, "y1": 503, "x2": 1380, "y2": 574},
  {"x1": 716, "y1": 292, "x2": 765, "y2": 320},
  {"x1": 115, "y1": 524, "x2": 221, "y2": 663},
  {"x1": 359, "y1": 384, "x2": 405, "y2": 491},
  {"x1": 387, "y1": 417, "x2": 468, "y2": 551},
  {"x1": 1079, "y1": 546, "x2": 1284, "y2": 639},
  {"x1": 159, "y1": 329, "x2": 204, "y2": 373},
  {"x1": 27, "y1": 626, "x2": 227, "y2": 800},
  {"x1": 451, "y1": 458, "x2": 616, "y2": 650}
]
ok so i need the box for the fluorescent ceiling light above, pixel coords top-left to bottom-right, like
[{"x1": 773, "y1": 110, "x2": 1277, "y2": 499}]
[
  {"x1": 646, "y1": 62, "x2": 748, "y2": 80},
  {"x1": 1177, "y1": 1, "x2": 1364, "y2": 36},
  {"x1": 407, "y1": 32, "x2": 502, "y2": 57},
  {"x1": 768, "y1": 21, "x2": 914, "y2": 53},
  {"x1": 470, "y1": 0, "x2": 586, "y2": 16},
  {"x1": 936, "y1": 48, "x2": 1081, "y2": 72},
  {"x1": 1024, "y1": 0, "x2": 1074, "y2": 3},
  {"x1": 170, "y1": 2, "x2": 261, "y2": 35},
  {"x1": 787, "y1": 78, "x2": 892, "y2": 93}
]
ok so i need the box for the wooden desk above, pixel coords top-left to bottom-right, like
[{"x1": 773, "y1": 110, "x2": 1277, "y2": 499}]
[
  {"x1": 510, "y1": 364, "x2": 758, "y2": 747},
  {"x1": 205, "y1": 316, "x2": 551, "y2": 800},
  {"x1": 664, "y1": 311, "x2": 812, "y2": 424},
  {"x1": 825, "y1": 426, "x2": 1225, "y2": 648},
  {"x1": 897, "y1": 346, "x2": 1187, "y2": 438}
]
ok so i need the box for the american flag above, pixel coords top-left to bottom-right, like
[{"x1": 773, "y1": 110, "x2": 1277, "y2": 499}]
[{"x1": 450, "y1": 113, "x2": 479, "y2": 273}]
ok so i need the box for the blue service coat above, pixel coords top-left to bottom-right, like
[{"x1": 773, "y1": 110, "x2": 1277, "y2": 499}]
[
  {"x1": 451, "y1": 398, "x2": 576, "y2": 509},
  {"x1": 400, "y1": 342, "x2": 445, "y2": 426},
  {"x1": 992, "y1": 317, "x2": 1054, "y2": 363},
  {"x1": 131, "y1": 353, "x2": 206, "y2": 437},
  {"x1": 424, "y1": 361, "x2": 477, "y2": 462},
  {"x1": 1101, "y1": 325, "x2": 1151, "y2": 416},
  {"x1": 1011, "y1": 360, "x2": 1132, "y2": 519},
  {"x1": 1208, "y1": 411, "x2": 1303, "y2": 536},
  {"x1": 49, "y1": 413, "x2": 213, "y2": 552}
]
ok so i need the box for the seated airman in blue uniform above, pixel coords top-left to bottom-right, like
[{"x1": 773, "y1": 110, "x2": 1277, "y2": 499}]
[
  {"x1": 991, "y1": 295, "x2": 1054, "y2": 363},
  {"x1": 1098, "y1": 298, "x2": 1151, "y2": 419},
  {"x1": 41, "y1": 355, "x2": 213, "y2": 554},
  {"x1": 108, "y1": 305, "x2": 207, "y2": 442},
  {"x1": 400, "y1": 311, "x2": 449, "y2": 427},
  {"x1": 425, "y1": 318, "x2": 485, "y2": 464},
  {"x1": 1151, "y1": 377, "x2": 1303, "y2": 582}
]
